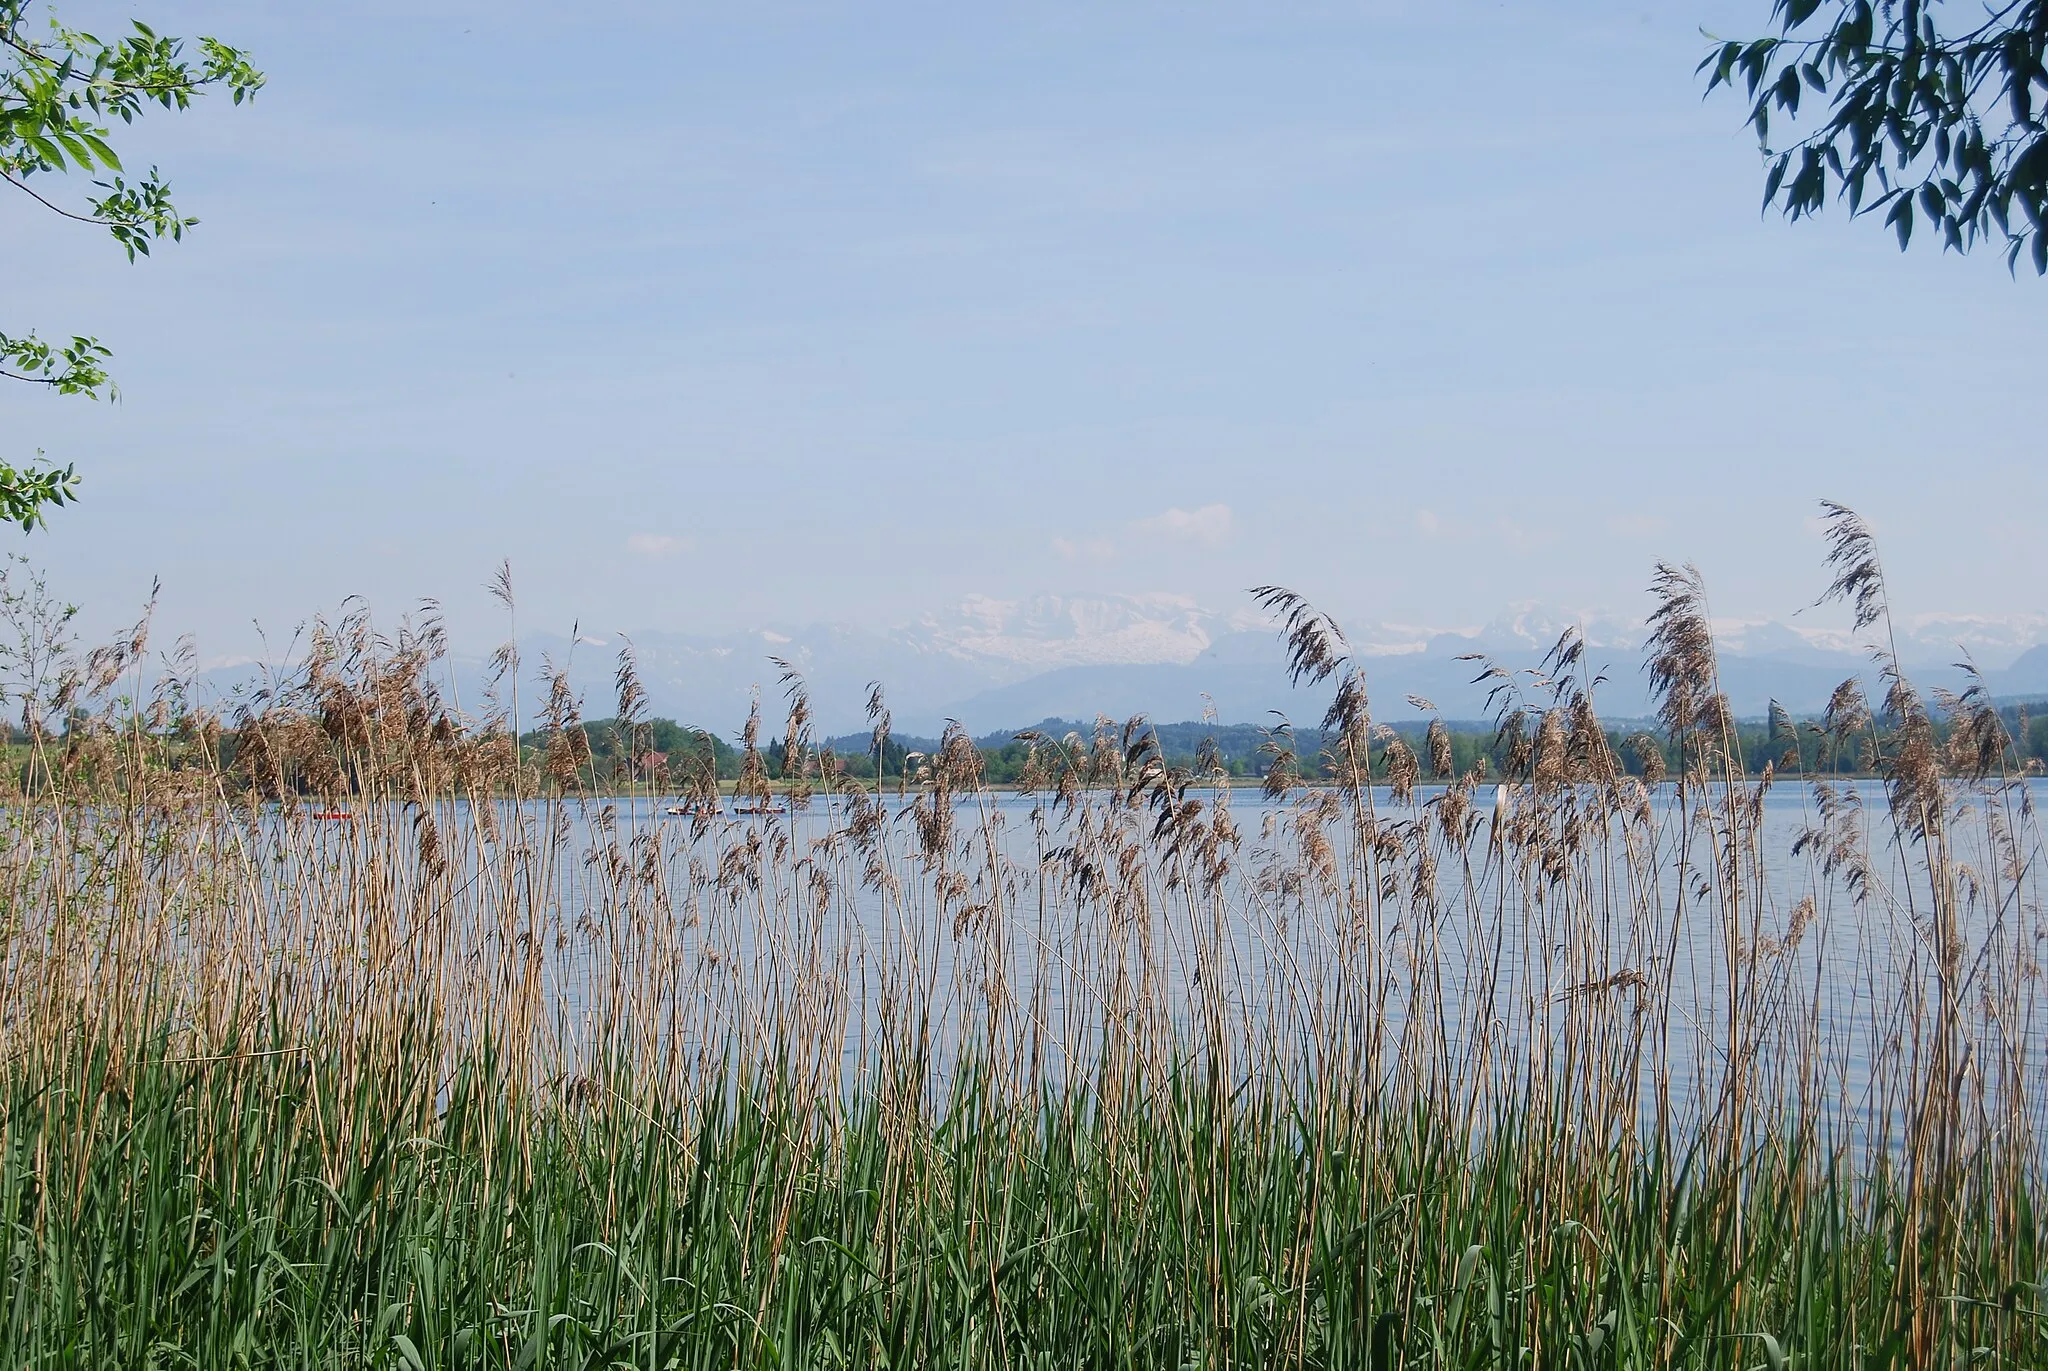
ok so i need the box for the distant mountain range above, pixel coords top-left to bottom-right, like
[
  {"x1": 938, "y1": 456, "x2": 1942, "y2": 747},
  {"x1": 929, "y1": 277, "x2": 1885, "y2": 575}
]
[{"x1": 190, "y1": 592, "x2": 2048, "y2": 738}]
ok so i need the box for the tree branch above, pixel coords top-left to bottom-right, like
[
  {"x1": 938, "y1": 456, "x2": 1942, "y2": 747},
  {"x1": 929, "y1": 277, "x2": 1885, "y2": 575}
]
[{"x1": 0, "y1": 170, "x2": 115, "y2": 227}]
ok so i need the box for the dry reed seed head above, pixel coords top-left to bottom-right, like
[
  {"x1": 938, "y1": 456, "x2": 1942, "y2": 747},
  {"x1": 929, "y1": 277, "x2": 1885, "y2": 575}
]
[
  {"x1": 1429, "y1": 779, "x2": 1470, "y2": 843},
  {"x1": 774, "y1": 658, "x2": 814, "y2": 773},
  {"x1": 844, "y1": 791, "x2": 883, "y2": 852},
  {"x1": 1379, "y1": 728, "x2": 1419, "y2": 804},
  {"x1": 1498, "y1": 709, "x2": 1535, "y2": 781},
  {"x1": 1206, "y1": 800, "x2": 1240, "y2": 864},
  {"x1": 1567, "y1": 695, "x2": 1615, "y2": 779},
  {"x1": 935, "y1": 722, "x2": 983, "y2": 792},
  {"x1": 1699, "y1": 691, "x2": 1735, "y2": 743},
  {"x1": 489, "y1": 559, "x2": 515, "y2": 611},
  {"x1": 1881, "y1": 665, "x2": 1927, "y2": 734},
  {"x1": 539, "y1": 661, "x2": 580, "y2": 734},
  {"x1": 1940, "y1": 681, "x2": 2013, "y2": 783},
  {"x1": 1003, "y1": 733, "x2": 1040, "y2": 786},
  {"x1": 1814, "y1": 500, "x2": 1889, "y2": 634},
  {"x1": 1532, "y1": 709, "x2": 1570, "y2": 788},
  {"x1": 475, "y1": 790, "x2": 501, "y2": 846},
  {"x1": 1291, "y1": 809, "x2": 1339, "y2": 897},
  {"x1": 1887, "y1": 723, "x2": 1946, "y2": 843},
  {"x1": 912, "y1": 791, "x2": 952, "y2": 867},
  {"x1": 84, "y1": 642, "x2": 128, "y2": 698},
  {"x1": 735, "y1": 697, "x2": 772, "y2": 803},
  {"x1": 1540, "y1": 626, "x2": 1587, "y2": 699},
  {"x1": 1794, "y1": 779, "x2": 1875, "y2": 903},
  {"x1": 716, "y1": 830, "x2": 763, "y2": 905},
  {"x1": 1125, "y1": 751, "x2": 1176, "y2": 813},
  {"x1": 1322, "y1": 667, "x2": 1371, "y2": 740},
  {"x1": 1747, "y1": 764, "x2": 1776, "y2": 835},
  {"x1": 1618, "y1": 775, "x2": 1654, "y2": 829},
  {"x1": 1053, "y1": 760, "x2": 1080, "y2": 812},
  {"x1": 1426, "y1": 717, "x2": 1454, "y2": 780},
  {"x1": 614, "y1": 642, "x2": 647, "y2": 730},
  {"x1": 1822, "y1": 678, "x2": 1872, "y2": 749},
  {"x1": 49, "y1": 667, "x2": 79, "y2": 720},
  {"x1": 1461, "y1": 651, "x2": 1531, "y2": 730},
  {"x1": 414, "y1": 809, "x2": 445, "y2": 877},
  {"x1": 1644, "y1": 562, "x2": 1721, "y2": 747},
  {"x1": 1088, "y1": 729, "x2": 1122, "y2": 788},
  {"x1": 1260, "y1": 735, "x2": 1300, "y2": 799},
  {"x1": 1249, "y1": 585, "x2": 1350, "y2": 686},
  {"x1": 545, "y1": 727, "x2": 589, "y2": 791},
  {"x1": 1764, "y1": 698, "x2": 1804, "y2": 770}
]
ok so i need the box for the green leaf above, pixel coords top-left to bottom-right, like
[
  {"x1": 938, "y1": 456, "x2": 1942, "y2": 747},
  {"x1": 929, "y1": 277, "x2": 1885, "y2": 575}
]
[
  {"x1": 80, "y1": 131, "x2": 120, "y2": 169},
  {"x1": 388, "y1": 1333, "x2": 427, "y2": 1371},
  {"x1": 1886, "y1": 194, "x2": 1913, "y2": 248},
  {"x1": 1763, "y1": 156, "x2": 1789, "y2": 207}
]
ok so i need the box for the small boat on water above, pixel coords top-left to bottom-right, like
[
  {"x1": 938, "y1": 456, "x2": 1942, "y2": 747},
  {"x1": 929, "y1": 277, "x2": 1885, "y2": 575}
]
[
  {"x1": 664, "y1": 803, "x2": 722, "y2": 817},
  {"x1": 311, "y1": 810, "x2": 353, "y2": 821}
]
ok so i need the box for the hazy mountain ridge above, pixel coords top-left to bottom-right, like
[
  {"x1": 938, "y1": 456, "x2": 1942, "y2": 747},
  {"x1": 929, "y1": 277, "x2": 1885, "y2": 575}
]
[{"x1": 181, "y1": 593, "x2": 2048, "y2": 738}]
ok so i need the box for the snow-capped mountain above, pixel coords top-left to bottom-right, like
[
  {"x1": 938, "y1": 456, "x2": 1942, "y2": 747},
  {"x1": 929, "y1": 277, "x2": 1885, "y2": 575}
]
[
  {"x1": 905, "y1": 593, "x2": 1236, "y2": 670},
  {"x1": 185, "y1": 593, "x2": 2048, "y2": 737}
]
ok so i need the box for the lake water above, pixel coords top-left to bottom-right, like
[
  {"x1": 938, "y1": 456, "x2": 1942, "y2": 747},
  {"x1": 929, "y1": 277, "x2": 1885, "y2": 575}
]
[{"x1": 248, "y1": 776, "x2": 2048, "y2": 1147}]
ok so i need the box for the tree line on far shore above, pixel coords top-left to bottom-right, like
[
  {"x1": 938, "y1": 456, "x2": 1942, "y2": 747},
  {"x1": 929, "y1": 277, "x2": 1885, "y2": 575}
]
[{"x1": 516, "y1": 703, "x2": 2048, "y2": 792}]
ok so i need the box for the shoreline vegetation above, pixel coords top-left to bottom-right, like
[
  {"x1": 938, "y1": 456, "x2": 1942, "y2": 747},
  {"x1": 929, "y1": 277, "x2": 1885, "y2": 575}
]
[
  {"x1": 17, "y1": 707, "x2": 2042, "y2": 801},
  {"x1": 0, "y1": 510, "x2": 2043, "y2": 1365},
  {"x1": 515, "y1": 702, "x2": 2048, "y2": 796}
]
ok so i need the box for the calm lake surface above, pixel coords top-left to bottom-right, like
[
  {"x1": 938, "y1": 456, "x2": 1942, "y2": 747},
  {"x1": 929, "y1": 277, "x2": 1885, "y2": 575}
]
[{"x1": 258, "y1": 777, "x2": 2048, "y2": 1139}]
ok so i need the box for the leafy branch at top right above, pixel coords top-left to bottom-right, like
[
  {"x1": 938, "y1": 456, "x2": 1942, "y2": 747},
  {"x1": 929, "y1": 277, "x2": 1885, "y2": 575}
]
[{"x1": 1704, "y1": 0, "x2": 2048, "y2": 273}]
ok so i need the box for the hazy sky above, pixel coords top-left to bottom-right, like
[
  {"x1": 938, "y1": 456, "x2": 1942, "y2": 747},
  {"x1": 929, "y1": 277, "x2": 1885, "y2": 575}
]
[{"x1": 6, "y1": 0, "x2": 2042, "y2": 658}]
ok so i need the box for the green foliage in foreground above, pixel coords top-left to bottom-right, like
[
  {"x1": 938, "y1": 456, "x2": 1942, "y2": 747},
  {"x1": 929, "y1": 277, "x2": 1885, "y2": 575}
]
[{"x1": 4, "y1": 1034, "x2": 2040, "y2": 1369}]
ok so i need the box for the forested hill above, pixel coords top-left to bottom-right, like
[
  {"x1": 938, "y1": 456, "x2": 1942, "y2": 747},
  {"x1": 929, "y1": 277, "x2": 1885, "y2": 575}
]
[{"x1": 521, "y1": 700, "x2": 2048, "y2": 790}]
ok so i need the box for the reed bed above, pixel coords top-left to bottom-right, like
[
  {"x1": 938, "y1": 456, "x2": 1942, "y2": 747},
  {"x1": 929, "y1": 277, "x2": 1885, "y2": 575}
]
[{"x1": 0, "y1": 511, "x2": 2040, "y2": 1367}]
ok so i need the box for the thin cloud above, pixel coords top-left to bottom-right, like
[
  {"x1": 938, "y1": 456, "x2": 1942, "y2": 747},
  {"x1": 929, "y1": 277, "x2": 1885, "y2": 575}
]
[
  {"x1": 626, "y1": 533, "x2": 689, "y2": 558},
  {"x1": 1494, "y1": 517, "x2": 1557, "y2": 553},
  {"x1": 1128, "y1": 503, "x2": 1233, "y2": 550},
  {"x1": 1414, "y1": 508, "x2": 1479, "y2": 540},
  {"x1": 1053, "y1": 535, "x2": 1118, "y2": 563},
  {"x1": 1607, "y1": 514, "x2": 1666, "y2": 539}
]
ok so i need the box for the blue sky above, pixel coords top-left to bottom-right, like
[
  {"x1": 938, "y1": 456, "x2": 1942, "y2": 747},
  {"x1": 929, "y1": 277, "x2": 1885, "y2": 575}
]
[{"x1": 6, "y1": 0, "x2": 2043, "y2": 660}]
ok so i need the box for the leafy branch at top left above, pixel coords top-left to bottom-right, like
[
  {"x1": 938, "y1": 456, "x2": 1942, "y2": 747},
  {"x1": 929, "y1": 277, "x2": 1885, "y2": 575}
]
[{"x1": 0, "y1": 1, "x2": 262, "y2": 527}]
